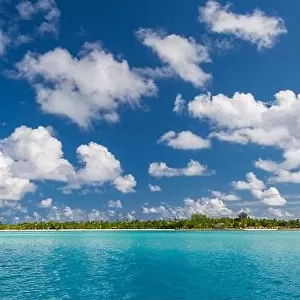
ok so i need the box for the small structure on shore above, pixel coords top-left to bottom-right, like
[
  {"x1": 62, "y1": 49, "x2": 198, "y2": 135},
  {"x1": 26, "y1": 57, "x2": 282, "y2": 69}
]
[{"x1": 214, "y1": 223, "x2": 225, "y2": 230}]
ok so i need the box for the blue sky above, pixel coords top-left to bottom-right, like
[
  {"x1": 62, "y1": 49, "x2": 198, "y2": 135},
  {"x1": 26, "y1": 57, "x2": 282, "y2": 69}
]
[{"x1": 0, "y1": 0, "x2": 299, "y2": 222}]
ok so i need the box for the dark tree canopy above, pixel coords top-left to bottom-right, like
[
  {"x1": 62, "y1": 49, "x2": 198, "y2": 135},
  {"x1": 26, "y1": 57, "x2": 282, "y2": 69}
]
[
  {"x1": 237, "y1": 212, "x2": 249, "y2": 220},
  {"x1": 0, "y1": 214, "x2": 298, "y2": 230}
]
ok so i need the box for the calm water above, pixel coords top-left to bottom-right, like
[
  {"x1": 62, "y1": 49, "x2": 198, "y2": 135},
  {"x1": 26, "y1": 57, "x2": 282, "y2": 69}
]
[{"x1": 0, "y1": 231, "x2": 300, "y2": 300}]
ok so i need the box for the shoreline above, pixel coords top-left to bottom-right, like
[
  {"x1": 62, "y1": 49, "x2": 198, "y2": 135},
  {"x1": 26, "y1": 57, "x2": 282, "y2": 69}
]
[
  {"x1": 0, "y1": 229, "x2": 176, "y2": 232},
  {"x1": 0, "y1": 228, "x2": 299, "y2": 232}
]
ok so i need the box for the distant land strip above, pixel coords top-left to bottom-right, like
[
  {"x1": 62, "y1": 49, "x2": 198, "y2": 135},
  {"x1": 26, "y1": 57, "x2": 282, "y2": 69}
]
[{"x1": 0, "y1": 213, "x2": 300, "y2": 230}]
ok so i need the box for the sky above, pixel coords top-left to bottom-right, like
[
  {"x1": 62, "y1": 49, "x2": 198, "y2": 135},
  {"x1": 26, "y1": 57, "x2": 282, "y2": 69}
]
[{"x1": 0, "y1": 0, "x2": 299, "y2": 222}]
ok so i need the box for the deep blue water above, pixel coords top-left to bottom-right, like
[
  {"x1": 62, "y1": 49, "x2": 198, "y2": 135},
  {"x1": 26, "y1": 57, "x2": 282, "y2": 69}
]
[{"x1": 0, "y1": 231, "x2": 300, "y2": 300}]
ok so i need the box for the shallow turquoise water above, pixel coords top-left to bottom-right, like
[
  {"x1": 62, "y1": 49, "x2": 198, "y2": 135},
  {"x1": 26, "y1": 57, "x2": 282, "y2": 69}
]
[{"x1": 1, "y1": 231, "x2": 300, "y2": 299}]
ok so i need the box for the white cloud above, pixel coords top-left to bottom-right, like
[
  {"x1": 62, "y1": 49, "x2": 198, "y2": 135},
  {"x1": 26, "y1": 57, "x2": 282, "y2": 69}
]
[
  {"x1": 142, "y1": 205, "x2": 169, "y2": 215},
  {"x1": 0, "y1": 0, "x2": 60, "y2": 57},
  {"x1": 149, "y1": 159, "x2": 208, "y2": 177},
  {"x1": 76, "y1": 142, "x2": 122, "y2": 184},
  {"x1": 0, "y1": 126, "x2": 81, "y2": 202},
  {"x1": 124, "y1": 212, "x2": 136, "y2": 221},
  {"x1": 260, "y1": 187, "x2": 287, "y2": 207},
  {"x1": 137, "y1": 29, "x2": 211, "y2": 87},
  {"x1": 142, "y1": 197, "x2": 233, "y2": 218},
  {"x1": 188, "y1": 91, "x2": 300, "y2": 184},
  {"x1": 113, "y1": 175, "x2": 136, "y2": 193},
  {"x1": 0, "y1": 126, "x2": 74, "y2": 181},
  {"x1": 16, "y1": 0, "x2": 61, "y2": 35},
  {"x1": 46, "y1": 205, "x2": 108, "y2": 222},
  {"x1": 148, "y1": 184, "x2": 162, "y2": 192},
  {"x1": 233, "y1": 172, "x2": 286, "y2": 206},
  {"x1": 173, "y1": 94, "x2": 186, "y2": 114},
  {"x1": 0, "y1": 151, "x2": 35, "y2": 201},
  {"x1": 255, "y1": 147, "x2": 300, "y2": 184},
  {"x1": 0, "y1": 126, "x2": 136, "y2": 200},
  {"x1": 0, "y1": 30, "x2": 9, "y2": 56},
  {"x1": 16, "y1": 1, "x2": 36, "y2": 20},
  {"x1": 233, "y1": 172, "x2": 265, "y2": 193},
  {"x1": 108, "y1": 200, "x2": 122, "y2": 209},
  {"x1": 0, "y1": 200, "x2": 27, "y2": 212},
  {"x1": 188, "y1": 92, "x2": 267, "y2": 130},
  {"x1": 258, "y1": 148, "x2": 300, "y2": 172},
  {"x1": 211, "y1": 190, "x2": 240, "y2": 201},
  {"x1": 13, "y1": 34, "x2": 33, "y2": 46},
  {"x1": 16, "y1": 43, "x2": 157, "y2": 128},
  {"x1": 268, "y1": 207, "x2": 293, "y2": 219},
  {"x1": 210, "y1": 127, "x2": 290, "y2": 148},
  {"x1": 74, "y1": 142, "x2": 136, "y2": 193},
  {"x1": 0, "y1": 202, "x2": 136, "y2": 223},
  {"x1": 183, "y1": 197, "x2": 233, "y2": 217},
  {"x1": 268, "y1": 170, "x2": 300, "y2": 184},
  {"x1": 199, "y1": 0, "x2": 286, "y2": 49},
  {"x1": 40, "y1": 198, "x2": 53, "y2": 208},
  {"x1": 158, "y1": 130, "x2": 211, "y2": 150},
  {"x1": 133, "y1": 66, "x2": 173, "y2": 79},
  {"x1": 32, "y1": 204, "x2": 136, "y2": 223},
  {"x1": 212, "y1": 38, "x2": 234, "y2": 52}
]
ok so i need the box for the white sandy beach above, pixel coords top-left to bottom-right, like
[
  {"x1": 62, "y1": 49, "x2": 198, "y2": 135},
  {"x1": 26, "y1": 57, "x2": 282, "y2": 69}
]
[
  {"x1": 243, "y1": 228, "x2": 279, "y2": 231},
  {"x1": 0, "y1": 229, "x2": 176, "y2": 232}
]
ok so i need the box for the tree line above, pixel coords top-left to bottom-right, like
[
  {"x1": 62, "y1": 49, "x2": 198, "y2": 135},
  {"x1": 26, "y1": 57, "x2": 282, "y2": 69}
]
[{"x1": 0, "y1": 213, "x2": 300, "y2": 230}]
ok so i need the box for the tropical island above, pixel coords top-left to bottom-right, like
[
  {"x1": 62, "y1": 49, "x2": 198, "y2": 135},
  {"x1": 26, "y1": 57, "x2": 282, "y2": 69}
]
[{"x1": 0, "y1": 213, "x2": 300, "y2": 230}]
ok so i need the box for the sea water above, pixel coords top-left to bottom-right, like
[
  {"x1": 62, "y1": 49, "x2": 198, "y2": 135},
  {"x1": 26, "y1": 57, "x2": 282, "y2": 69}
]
[{"x1": 0, "y1": 231, "x2": 300, "y2": 300}]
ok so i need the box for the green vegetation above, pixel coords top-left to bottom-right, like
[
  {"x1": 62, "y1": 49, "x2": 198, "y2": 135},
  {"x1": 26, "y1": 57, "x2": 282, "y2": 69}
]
[{"x1": 0, "y1": 213, "x2": 300, "y2": 230}]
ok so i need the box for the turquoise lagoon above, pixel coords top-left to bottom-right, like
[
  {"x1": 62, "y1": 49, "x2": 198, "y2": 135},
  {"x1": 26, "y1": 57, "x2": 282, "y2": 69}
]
[{"x1": 0, "y1": 231, "x2": 300, "y2": 300}]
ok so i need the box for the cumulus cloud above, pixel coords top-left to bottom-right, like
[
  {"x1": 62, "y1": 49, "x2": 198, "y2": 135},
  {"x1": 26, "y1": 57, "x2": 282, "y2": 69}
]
[
  {"x1": 211, "y1": 190, "x2": 240, "y2": 201},
  {"x1": 233, "y1": 172, "x2": 286, "y2": 206},
  {"x1": 113, "y1": 175, "x2": 136, "y2": 193},
  {"x1": 199, "y1": 0, "x2": 286, "y2": 49},
  {"x1": 0, "y1": 126, "x2": 74, "y2": 181},
  {"x1": 31, "y1": 204, "x2": 134, "y2": 223},
  {"x1": 233, "y1": 172, "x2": 265, "y2": 192},
  {"x1": 143, "y1": 197, "x2": 233, "y2": 218},
  {"x1": 16, "y1": 0, "x2": 61, "y2": 35},
  {"x1": 188, "y1": 92, "x2": 266, "y2": 130},
  {"x1": 124, "y1": 212, "x2": 136, "y2": 221},
  {"x1": 259, "y1": 188, "x2": 287, "y2": 207},
  {"x1": 0, "y1": 125, "x2": 77, "y2": 201},
  {"x1": 16, "y1": 43, "x2": 157, "y2": 128},
  {"x1": 255, "y1": 148, "x2": 300, "y2": 184},
  {"x1": 173, "y1": 94, "x2": 186, "y2": 114},
  {"x1": 137, "y1": 29, "x2": 211, "y2": 87},
  {"x1": 142, "y1": 205, "x2": 169, "y2": 215},
  {"x1": 0, "y1": 151, "x2": 35, "y2": 201},
  {"x1": 72, "y1": 142, "x2": 136, "y2": 193},
  {"x1": 0, "y1": 202, "x2": 135, "y2": 223},
  {"x1": 46, "y1": 205, "x2": 108, "y2": 222},
  {"x1": 148, "y1": 184, "x2": 162, "y2": 192},
  {"x1": 149, "y1": 159, "x2": 208, "y2": 177},
  {"x1": 0, "y1": 126, "x2": 136, "y2": 200},
  {"x1": 158, "y1": 130, "x2": 211, "y2": 150},
  {"x1": 76, "y1": 143, "x2": 122, "y2": 184},
  {"x1": 40, "y1": 198, "x2": 53, "y2": 208},
  {"x1": 183, "y1": 197, "x2": 233, "y2": 217},
  {"x1": 268, "y1": 207, "x2": 293, "y2": 219},
  {"x1": 188, "y1": 90, "x2": 300, "y2": 184},
  {"x1": 0, "y1": 201, "x2": 27, "y2": 212},
  {"x1": 108, "y1": 200, "x2": 122, "y2": 209}
]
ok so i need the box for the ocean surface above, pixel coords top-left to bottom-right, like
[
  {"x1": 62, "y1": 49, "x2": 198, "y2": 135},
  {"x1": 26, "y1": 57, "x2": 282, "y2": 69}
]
[{"x1": 1, "y1": 231, "x2": 300, "y2": 300}]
